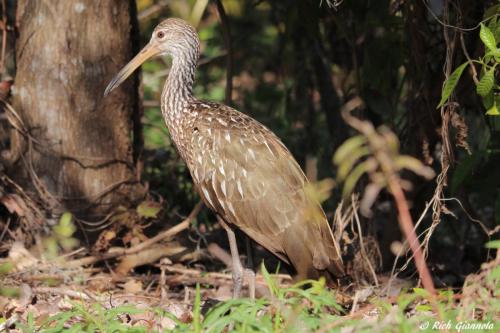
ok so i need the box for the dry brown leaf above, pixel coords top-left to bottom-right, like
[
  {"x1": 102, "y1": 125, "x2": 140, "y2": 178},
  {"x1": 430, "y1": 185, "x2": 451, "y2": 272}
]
[
  {"x1": 122, "y1": 279, "x2": 143, "y2": 294},
  {"x1": 87, "y1": 274, "x2": 115, "y2": 292},
  {"x1": 214, "y1": 284, "x2": 232, "y2": 301},
  {"x1": 0, "y1": 296, "x2": 10, "y2": 312},
  {"x1": 450, "y1": 111, "x2": 471, "y2": 154},
  {"x1": 8, "y1": 241, "x2": 38, "y2": 270},
  {"x1": 1, "y1": 194, "x2": 25, "y2": 216},
  {"x1": 94, "y1": 229, "x2": 117, "y2": 252}
]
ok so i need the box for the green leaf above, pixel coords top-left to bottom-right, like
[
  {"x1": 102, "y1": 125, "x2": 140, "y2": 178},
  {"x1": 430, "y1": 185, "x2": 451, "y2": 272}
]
[
  {"x1": 480, "y1": 23, "x2": 498, "y2": 53},
  {"x1": 333, "y1": 135, "x2": 367, "y2": 165},
  {"x1": 482, "y1": 89, "x2": 495, "y2": 109},
  {"x1": 485, "y1": 240, "x2": 500, "y2": 249},
  {"x1": 54, "y1": 216, "x2": 76, "y2": 238},
  {"x1": 43, "y1": 237, "x2": 59, "y2": 258},
  {"x1": 488, "y1": 266, "x2": 500, "y2": 281},
  {"x1": 395, "y1": 156, "x2": 435, "y2": 179},
  {"x1": 59, "y1": 237, "x2": 79, "y2": 251},
  {"x1": 136, "y1": 200, "x2": 162, "y2": 218},
  {"x1": 304, "y1": 178, "x2": 335, "y2": 204},
  {"x1": 59, "y1": 212, "x2": 72, "y2": 227},
  {"x1": 261, "y1": 262, "x2": 279, "y2": 297},
  {"x1": 342, "y1": 158, "x2": 377, "y2": 198},
  {"x1": 336, "y1": 147, "x2": 370, "y2": 180},
  {"x1": 413, "y1": 287, "x2": 431, "y2": 298},
  {"x1": 437, "y1": 62, "x2": 468, "y2": 108},
  {"x1": 486, "y1": 102, "x2": 500, "y2": 116},
  {"x1": 0, "y1": 262, "x2": 14, "y2": 275},
  {"x1": 476, "y1": 67, "x2": 495, "y2": 96},
  {"x1": 0, "y1": 286, "x2": 20, "y2": 298},
  {"x1": 484, "y1": 49, "x2": 500, "y2": 59},
  {"x1": 415, "y1": 304, "x2": 433, "y2": 312}
]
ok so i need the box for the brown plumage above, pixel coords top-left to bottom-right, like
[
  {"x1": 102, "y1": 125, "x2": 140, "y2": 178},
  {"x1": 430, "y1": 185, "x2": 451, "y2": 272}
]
[{"x1": 105, "y1": 18, "x2": 344, "y2": 293}]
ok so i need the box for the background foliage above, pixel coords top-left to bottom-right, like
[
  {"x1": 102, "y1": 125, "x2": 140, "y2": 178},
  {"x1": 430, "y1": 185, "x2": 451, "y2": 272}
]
[{"x1": 133, "y1": 0, "x2": 498, "y2": 280}]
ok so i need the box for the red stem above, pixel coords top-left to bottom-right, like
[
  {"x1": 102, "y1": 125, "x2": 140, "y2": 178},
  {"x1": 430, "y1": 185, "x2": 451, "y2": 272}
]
[{"x1": 388, "y1": 178, "x2": 436, "y2": 295}]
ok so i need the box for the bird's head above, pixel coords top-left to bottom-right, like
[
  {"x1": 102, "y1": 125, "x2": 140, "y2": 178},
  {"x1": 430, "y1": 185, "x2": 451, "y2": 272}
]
[{"x1": 104, "y1": 18, "x2": 200, "y2": 96}]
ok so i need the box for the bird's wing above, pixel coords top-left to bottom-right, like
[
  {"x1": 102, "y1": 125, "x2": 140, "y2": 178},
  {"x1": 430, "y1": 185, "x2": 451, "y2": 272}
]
[{"x1": 187, "y1": 103, "x2": 341, "y2": 273}]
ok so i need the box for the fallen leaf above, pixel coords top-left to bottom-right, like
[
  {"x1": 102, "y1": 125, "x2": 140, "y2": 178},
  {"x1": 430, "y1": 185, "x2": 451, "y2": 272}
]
[
  {"x1": 0, "y1": 194, "x2": 25, "y2": 216},
  {"x1": 137, "y1": 201, "x2": 162, "y2": 218},
  {"x1": 122, "y1": 279, "x2": 143, "y2": 294},
  {"x1": 8, "y1": 242, "x2": 38, "y2": 270}
]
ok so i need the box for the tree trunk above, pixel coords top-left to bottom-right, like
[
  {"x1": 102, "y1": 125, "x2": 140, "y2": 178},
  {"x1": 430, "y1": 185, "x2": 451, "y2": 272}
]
[{"x1": 8, "y1": 0, "x2": 142, "y2": 220}]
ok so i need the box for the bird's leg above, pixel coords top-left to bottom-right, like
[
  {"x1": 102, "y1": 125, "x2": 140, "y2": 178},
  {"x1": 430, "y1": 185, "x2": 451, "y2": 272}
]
[
  {"x1": 244, "y1": 236, "x2": 256, "y2": 299},
  {"x1": 217, "y1": 216, "x2": 244, "y2": 298},
  {"x1": 245, "y1": 236, "x2": 255, "y2": 270}
]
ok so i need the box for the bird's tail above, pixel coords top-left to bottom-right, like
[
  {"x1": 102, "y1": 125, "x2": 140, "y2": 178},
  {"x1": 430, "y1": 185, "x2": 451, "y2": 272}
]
[{"x1": 282, "y1": 215, "x2": 345, "y2": 283}]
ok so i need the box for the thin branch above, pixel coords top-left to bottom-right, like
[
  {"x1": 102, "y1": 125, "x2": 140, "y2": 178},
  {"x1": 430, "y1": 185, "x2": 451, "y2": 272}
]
[
  {"x1": 0, "y1": 0, "x2": 7, "y2": 75},
  {"x1": 114, "y1": 201, "x2": 203, "y2": 255},
  {"x1": 421, "y1": 0, "x2": 498, "y2": 32},
  {"x1": 459, "y1": 31, "x2": 479, "y2": 85},
  {"x1": 64, "y1": 202, "x2": 203, "y2": 268},
  {"x1": 33, "y1": 287, "x2": 94, "y2": 301},
  {"x1": 138, "y1": 0, "x2": 169, "y2": 22},
  {"x1": 213, "y1": 0, "x2": 233, "y2": 105},
  {"x1": 388, "y1": 197, "x2": 435, "y2": 290},
  {"x1": 352, "y1": 202, "x2": 379, "y2": 286}
]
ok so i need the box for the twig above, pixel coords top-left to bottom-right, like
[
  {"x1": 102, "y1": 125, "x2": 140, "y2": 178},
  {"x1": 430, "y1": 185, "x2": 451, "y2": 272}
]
[
  {"x1": 137, "y1": 0, "x2": 169, "y2": 21},
  {"x1": 33, "y1": 287, "x2": 94, "y2": 301},
  {"x1": 388, "y1": 197, "x2": 435, "y2": 291},
  {"x1": 426, "y1": 0, "x2": 458, "y2": 264},
  {"x1": 440, "y1": 197, "x2": 489, "y2": 234},
  {"x1": 421, "y1": 0, "x2": 498, "y2": 32},
  {"x1": 65, "y1": 202, "x2": 203, "y2": 268},
  {"x1": 164, "y1": 265, "x2": 292, "y2": 283},
  {"x1": 0, "y1": 0, "x2": 7, "y2": 75},
  {"x1": 317, "y1": 296, "x2": 399, "y2": 333},
  {"x1": 352, "y1": 205, "x2": 379, "y2": 286},
  {"x1": 115, "y1": 201, "x2": 203, "y2": 255},
  {"x1": 207, "y1": 242, "x2": 232, "y2": 267},
  {"x1": 213, "y1": 0, "x2": 233, "y2": 105},
  {"x1": 0, "y1": 216, "x2": 11, "y2": 243},
  {"x1": 0, "y1": 314, "x2": 18, "y2": 332},
  {"x1": 459, "y1": 32, "x2": 479, "y2": 85}
]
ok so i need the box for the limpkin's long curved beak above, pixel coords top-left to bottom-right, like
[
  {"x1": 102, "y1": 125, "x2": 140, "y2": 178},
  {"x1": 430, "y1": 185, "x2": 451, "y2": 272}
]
[{"x1": 104, "y1": 43, "x2": 160, "y2": 96}]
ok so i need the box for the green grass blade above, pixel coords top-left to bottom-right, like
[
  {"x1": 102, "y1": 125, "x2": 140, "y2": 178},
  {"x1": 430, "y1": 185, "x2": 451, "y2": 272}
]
[
  {"x1": 437, "y1": 62, "x2": 468, "y2": 108},
  {"x1": 193, "y1": 283, "x2": 202, "y2": 333}
]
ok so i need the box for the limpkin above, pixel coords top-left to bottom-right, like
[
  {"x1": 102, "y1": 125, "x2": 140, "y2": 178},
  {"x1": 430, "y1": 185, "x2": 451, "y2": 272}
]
[{"x1": 105, "y1": 18, "x2": 344, "y2": 297}]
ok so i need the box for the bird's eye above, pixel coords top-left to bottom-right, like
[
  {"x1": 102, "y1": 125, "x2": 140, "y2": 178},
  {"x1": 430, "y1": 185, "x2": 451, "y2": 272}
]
[{"x1": 156, "y1": 31, "x2": 165, "y2": 39}]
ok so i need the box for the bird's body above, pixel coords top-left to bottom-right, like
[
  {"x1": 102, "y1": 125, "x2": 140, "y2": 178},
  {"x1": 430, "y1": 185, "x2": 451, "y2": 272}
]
[
  {"x1": 105, "y1": 18, "x2": 344, "y2": 291},
  {"x1": 169, "y1": 100, "x2": 343, "y2": 280}
]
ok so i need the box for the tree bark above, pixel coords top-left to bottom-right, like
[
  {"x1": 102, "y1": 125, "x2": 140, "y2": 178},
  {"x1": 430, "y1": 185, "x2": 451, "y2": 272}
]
[{"x1": 9, "y1": 0, "x2": 142, "y2": 220}]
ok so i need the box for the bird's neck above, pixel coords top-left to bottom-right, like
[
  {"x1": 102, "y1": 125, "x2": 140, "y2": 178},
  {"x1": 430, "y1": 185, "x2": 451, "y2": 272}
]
[{"x1": 161, "y1": 54, "x2": 197, "y2": 127}]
